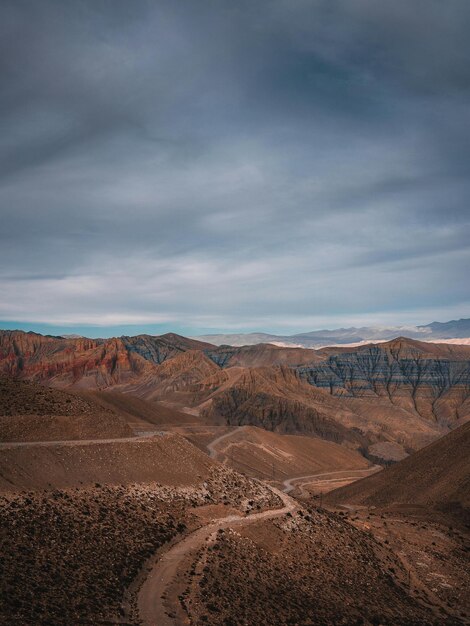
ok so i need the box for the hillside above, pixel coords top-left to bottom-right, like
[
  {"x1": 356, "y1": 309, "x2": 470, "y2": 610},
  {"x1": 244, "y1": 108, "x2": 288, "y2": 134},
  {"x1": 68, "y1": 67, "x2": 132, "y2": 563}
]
[
  {"x1": 183, "y1": 508, "x2": 448, "y2": 625},
  {"x1": 198, "y1": 366, "x2": 370, "y2": 446},
  {"x1": 0, "y1": 440, "x2": 279, "y2": 625},
  {"x1": 0, "y1": 377, "x2": 132, "y2": 441},
  {"x1": 326, "y1": 420, "x2": 470, "y2": 520},
  {"x1": 0, "y1": 434, "x2": 204, "y2": 491},
  {"x1": 196, "y1": 424, "x2": 370, "y2": 481},
  {"x1": 0, "y1": 433, "x2": 282, "y2": 499},
  {"x1": 0, "y1": 377, "x2": 110, "y2": 417},
  {"x1": 86, "y1": 390, "x2": 206, "y2": 429}
]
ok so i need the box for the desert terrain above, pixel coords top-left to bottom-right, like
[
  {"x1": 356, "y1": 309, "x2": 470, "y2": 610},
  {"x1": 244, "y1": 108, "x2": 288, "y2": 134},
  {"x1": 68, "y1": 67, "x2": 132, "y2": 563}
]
[
  {"x1": 0, "y1": 378, "x2": 282, "y2": 624},
  {"x1": 166, "y1": 423, "x2": 469, "y2": 626},
  {"x1": 0, "y1": 332, "x2": 469, "y2": 624}
]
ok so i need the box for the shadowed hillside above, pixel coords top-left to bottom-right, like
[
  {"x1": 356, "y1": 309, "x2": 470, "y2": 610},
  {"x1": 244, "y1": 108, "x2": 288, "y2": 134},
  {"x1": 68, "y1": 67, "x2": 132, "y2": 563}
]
[{"x1": 326, "y1": 420, "x2": 470, "y2": 521}]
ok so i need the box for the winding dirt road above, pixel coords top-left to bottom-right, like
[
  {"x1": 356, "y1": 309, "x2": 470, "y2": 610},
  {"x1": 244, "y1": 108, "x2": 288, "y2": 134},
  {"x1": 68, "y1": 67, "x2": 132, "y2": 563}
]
[
  {"x1": 137, "y1": 430, "x2": 381, "y2": 624},
  {"x1": 138, "y1": 486, "x2": 295, "y2": 626},
  {"x1": 206, "y1": 425, "x2": 247, "y2": 460},
  {"x1": 282, "y1": 465, "x2": 381, "y2": 496}
]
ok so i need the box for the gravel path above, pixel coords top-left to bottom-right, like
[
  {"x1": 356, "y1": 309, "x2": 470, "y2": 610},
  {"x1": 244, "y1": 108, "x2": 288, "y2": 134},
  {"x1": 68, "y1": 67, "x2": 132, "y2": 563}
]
[{"x1": 206, "y1": 426, "x2": 248, "y2": 459}]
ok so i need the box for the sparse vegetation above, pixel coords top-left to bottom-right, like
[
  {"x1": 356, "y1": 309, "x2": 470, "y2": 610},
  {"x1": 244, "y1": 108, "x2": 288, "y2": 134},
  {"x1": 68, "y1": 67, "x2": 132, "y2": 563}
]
[
  {"x1": 0, "y1": 467, "x2": 280, "y2": 625},
  {"x1": 183, "y1": 508, "x2": 462, "y2": 625}
]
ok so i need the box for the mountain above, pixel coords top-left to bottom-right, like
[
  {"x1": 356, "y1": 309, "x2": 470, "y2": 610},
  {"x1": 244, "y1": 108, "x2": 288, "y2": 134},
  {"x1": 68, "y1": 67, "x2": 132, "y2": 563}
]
[
  {"x1": 195, "y1": 317, "x2": 470, "y2": 348},
  {"x1": 0, "y1": 330, "x2": 213, "y2": 387},
  {"x1": 1, "y1": 329, "x2": 470, "y2": 463},
  {"x1": 201, "y1": 340, "x2": 470, "y2": 458},
  {"x1": 423, "y1": 318, "x2": 470, "y2": 338},
  {"x1": 326, "y1": 420, "x2": 470, "y2": 522}
]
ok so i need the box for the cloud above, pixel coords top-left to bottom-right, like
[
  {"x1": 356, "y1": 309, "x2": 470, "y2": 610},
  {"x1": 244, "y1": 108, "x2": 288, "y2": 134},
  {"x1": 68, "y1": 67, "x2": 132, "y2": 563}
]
[{"x1": 0, "y1": 0, "x2": 469, "y2": 334}]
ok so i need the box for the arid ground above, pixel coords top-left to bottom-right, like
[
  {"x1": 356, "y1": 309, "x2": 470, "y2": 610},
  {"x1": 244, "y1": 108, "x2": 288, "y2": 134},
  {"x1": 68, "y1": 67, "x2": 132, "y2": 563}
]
[{"x1": 0, "y1": 334, "x2": 469, "y2": 625}]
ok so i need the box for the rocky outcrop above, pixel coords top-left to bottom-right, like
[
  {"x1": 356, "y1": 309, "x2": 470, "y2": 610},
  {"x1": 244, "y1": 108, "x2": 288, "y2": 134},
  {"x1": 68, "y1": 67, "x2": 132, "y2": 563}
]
[
  {"x1": 0, "y1": 331, "x2": 211, "y2": 389},
  {"x1": 297, "y1": 339, "x2": 470, "y2": 425}
]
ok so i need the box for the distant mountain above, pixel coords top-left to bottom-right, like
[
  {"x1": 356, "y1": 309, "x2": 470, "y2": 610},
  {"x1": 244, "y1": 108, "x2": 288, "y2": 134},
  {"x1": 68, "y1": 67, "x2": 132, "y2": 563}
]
[
  {"x1": 195, "y1": 317, "x2": 470, "y2": 348},
  {"x1": 423, "y1": 318, "x2": 470, "y2": 338}
]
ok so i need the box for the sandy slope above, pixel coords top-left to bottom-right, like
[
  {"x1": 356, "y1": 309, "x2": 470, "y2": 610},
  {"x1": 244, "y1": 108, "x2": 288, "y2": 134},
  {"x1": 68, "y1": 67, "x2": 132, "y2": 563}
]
[
  {"x1": 203, "y1": 424, "x2": 370, "y2": 481},
  {"x1": 0, "y1": 433, "x2": 215, "y2": 491}
]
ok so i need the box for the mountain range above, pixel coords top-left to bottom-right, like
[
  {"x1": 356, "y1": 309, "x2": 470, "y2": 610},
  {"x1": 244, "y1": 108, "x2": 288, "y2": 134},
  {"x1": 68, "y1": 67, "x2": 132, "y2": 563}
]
[
  {"x1": 195, "y1": 317, "x2": 470, "y2": 348},
  {"x1": 1, "y1": 328, "x2": 469, "y2": 464}
]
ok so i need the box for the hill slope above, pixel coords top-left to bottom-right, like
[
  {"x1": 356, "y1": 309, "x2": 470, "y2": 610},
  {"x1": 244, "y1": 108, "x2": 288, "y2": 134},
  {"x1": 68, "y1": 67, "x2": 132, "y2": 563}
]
[
  {"x1": 0, "y1": 434, "x2": 212, "y2": 491},
  {"x1": 197, "y1": 425, "x2": 370, "y2": 481},
  {"x1": 0, "y1": 378, "x2": 132, "y2": 441},
  {"x1": 326, "y1": 420, "x2": 470, "y2": 520}
]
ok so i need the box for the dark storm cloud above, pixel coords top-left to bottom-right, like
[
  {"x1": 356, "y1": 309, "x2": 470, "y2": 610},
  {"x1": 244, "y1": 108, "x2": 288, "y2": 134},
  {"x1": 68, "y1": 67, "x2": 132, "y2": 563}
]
[{"x1": 0, "y1": 0, "x2": 469, "y2": 332}]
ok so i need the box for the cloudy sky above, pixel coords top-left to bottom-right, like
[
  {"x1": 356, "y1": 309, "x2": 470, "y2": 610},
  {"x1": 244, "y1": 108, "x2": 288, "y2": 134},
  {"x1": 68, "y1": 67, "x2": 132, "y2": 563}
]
[{"x1": 1, "y1": 0, "x2": 469, "y2": 337}]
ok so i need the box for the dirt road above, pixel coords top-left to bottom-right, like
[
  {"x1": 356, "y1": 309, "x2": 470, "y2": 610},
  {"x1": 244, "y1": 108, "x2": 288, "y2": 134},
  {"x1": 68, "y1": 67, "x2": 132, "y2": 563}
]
[
  {"x1": 206, "y1": 425, "x2": 247, "y2": 459},
  {"x1": 0, "y1": 432, "x2": 166, "y2": 449},
  {"x1": 138, "y1": 486, "x2": 296, "y2": 626},
  {"x1": 282, "y1": 465, "x2": 381, "y2": 496}
]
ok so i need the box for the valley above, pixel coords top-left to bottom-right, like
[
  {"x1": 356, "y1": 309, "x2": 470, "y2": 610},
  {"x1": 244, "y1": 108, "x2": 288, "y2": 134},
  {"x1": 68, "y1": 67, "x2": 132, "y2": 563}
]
[{"x1": 0, "y1": 331, "x2": 469, "y2": 624}]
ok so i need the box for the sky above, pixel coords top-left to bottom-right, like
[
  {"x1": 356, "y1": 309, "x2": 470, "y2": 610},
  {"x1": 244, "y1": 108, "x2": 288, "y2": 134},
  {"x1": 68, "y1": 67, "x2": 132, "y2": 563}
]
[{"x1": 1, "y1": 0, "x2": 469, "y2": 338}]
